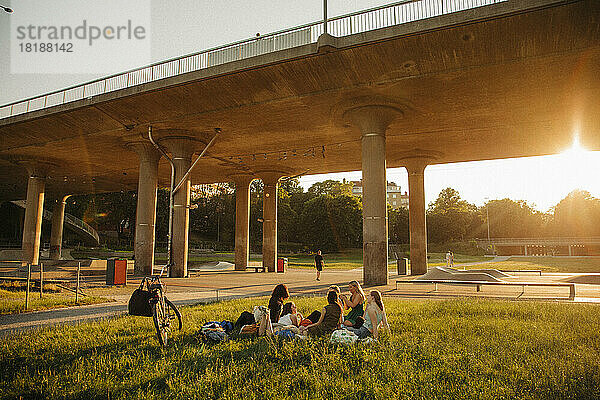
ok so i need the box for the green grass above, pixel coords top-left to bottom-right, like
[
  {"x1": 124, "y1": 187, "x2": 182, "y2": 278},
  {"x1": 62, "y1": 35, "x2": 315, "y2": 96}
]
[
  {"x1": 0, "y1": 282, "x2": 112, "y2": 315},
  {"x1": 1, "y1": 297, "x2": 599, "y2": 399}
]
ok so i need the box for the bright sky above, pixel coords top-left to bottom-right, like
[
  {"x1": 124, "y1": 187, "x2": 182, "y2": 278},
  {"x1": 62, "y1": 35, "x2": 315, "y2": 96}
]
[
  {"x1": 298, "y1": 144, "x2": 600, "y2": 213},
  {"x1": 1, "y1": 1, "x2": 599, "y2": 213}
]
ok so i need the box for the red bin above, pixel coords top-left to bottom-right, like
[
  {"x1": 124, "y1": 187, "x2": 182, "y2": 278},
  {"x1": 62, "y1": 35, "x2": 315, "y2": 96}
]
[
  {"x1": 106, "y1": 259, "x2": 127, "y2": 285},
  {"x1": 277, "y1": 257, "x2": 287, "y2": 273}
]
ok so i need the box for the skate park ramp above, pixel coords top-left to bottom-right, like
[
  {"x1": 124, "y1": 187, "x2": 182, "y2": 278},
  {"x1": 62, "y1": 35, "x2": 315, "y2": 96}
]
[
  {"x1": 416, "y1": 266, "x2": 512, "y2": 282},
  {"x1": 188, "y1": 261, "x2": 234, "y2": 272},
  {"x1": 563, "y1": 274, "x2": 600, "y2": 285}
]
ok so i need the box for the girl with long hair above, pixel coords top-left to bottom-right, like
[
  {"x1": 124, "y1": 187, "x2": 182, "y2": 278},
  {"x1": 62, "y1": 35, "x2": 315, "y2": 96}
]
[
  {"x1": 340, "y1": 280, "x2": 366, "y2": 327},
  {"x1": 346, "y1": 290, "x2": 390, "y2": 340}
]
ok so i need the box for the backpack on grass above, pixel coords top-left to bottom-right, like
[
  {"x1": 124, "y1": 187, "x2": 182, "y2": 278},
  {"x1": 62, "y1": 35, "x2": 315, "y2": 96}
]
[
  {"x1": 198, "y1": 322, "x2": 229, "y2": 343},
  {"x1": 128, "y1": 282, "x2": 153, "y2": 317},
  {"x1": 235, "y1": 311, "x2": 255, "y2": 329},
  {"x1": 330, "y1": 329, "x2": 358, "y2": 345}
]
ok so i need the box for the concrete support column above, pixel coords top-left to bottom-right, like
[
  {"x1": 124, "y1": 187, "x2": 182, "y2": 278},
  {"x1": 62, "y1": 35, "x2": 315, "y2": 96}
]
[
  {"x1": 49, "y1": 195, "x2": 70, "y2": 260},
  {"x1": 406, "y1": 160, "x2": 428, "y2": 275},
  {"x1": 344, "y1": 105, "x2": 401, "y2": 286},
  {"x1": 524, "y1": 245, "x2": 528, "y2": 256},
  {"x1": 261, "y1": 172, "x2": 281, "y2": 273},
  {"x1": 568, "y1": 245, "x2": 572, "y2": 257},
  {"x1": 130, "y1": 142, "x2": 161, "y2": 276},
  {"x1": 21, "y1": 163, "x2": 51, "y2": 266},
  {"x1": 232, "y1": 175, "x2": 254, "y2": 271},
  {"x1": 159, "y1": 136, "x2": 197, "y2": 278}
]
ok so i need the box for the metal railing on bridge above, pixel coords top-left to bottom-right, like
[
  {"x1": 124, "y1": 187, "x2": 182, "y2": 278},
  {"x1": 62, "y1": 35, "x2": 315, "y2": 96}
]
[{"x1": 0, "y1": 0, "x2": 506, "y2": 119}]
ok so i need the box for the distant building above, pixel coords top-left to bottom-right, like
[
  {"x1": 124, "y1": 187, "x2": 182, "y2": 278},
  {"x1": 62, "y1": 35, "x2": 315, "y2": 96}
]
[{"x1": 350, "y1": 180, "x2": 409, "y2": 209}]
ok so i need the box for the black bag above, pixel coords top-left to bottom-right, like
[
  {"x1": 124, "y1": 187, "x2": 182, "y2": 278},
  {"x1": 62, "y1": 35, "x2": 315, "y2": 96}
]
[
  {"x1": 306, "y1": 310, "x2": 321, "y2": 323},
  {"x1": 234, "y1": 311, "x2": 255, "y2": 329},
  {"x1": 128, "y1": 284, "x2": 153, "y2": 317},
  {"x1": 354, "y1": 316, "x2": 365, "y2": 329}
]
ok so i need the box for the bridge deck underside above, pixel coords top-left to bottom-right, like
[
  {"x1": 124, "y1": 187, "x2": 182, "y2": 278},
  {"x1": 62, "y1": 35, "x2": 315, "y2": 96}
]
[{"x1": 0, "y1": 0, "x2": 598, "y2": 200}]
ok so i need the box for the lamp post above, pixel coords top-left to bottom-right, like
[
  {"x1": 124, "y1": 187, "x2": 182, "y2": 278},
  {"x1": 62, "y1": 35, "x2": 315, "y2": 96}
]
[
  {"x1": 484, "y1": 198, "x2": 490, "y2": 242},
  {"x1": 323, "y1": 0, "x2": 328, "y2": 34},
  {"x1": 1, "y1": 5, "x2": 13, "y2": 13},
  {"x1": 484, "y1": 197, "x2": 492, "y2": 254}
]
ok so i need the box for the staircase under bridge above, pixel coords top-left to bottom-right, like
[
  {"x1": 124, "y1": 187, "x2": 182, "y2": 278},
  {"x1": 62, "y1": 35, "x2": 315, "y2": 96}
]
[{"x1": 11, "y1": 200, "x2": 100, "y2": 246}]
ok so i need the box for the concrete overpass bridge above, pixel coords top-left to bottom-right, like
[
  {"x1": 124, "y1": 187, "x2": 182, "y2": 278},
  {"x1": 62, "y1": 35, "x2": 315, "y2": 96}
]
[{"x1": 0, "y1": 0, "x2": 598, "y2": 284}]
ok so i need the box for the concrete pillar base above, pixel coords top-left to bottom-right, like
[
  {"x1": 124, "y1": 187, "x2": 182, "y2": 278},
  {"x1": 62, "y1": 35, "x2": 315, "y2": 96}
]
[
  {"x1": 232, "y1": 174, "x2": 254, "y2": 271},
  {"x1": 49, "y1": 195, "x2": 70, "y2": 260},
  {"x1": 343, "y1": 101, "x2": 402, "y2": 286},
  {"x1": 400, "y1": 152, "x2": 440, "y2": 276},
  {"x1": 128, "y1": 141, "x2": 161, "y2": 276},
  {"x1": 157, "y1": 133, "x2": 204, "y2": 278},
  {"x1": 17, "y1": 161, "x2": 54, "y2": 266},
  {"x1": 406, "y1": 160, "x2": 428, "y2": 275},
  {"x1": 259, "y1": 171, "x2": 285, "y2": 273}
]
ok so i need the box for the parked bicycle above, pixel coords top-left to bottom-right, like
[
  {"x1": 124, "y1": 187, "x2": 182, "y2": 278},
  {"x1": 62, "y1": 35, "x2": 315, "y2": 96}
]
[{"x1": 128, "y1": 266, "x2": 182, "y2": 346}]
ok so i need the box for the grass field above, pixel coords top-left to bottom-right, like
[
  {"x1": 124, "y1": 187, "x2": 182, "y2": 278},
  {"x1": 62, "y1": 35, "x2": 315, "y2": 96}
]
[
  {"x1": 0, "y1": 282, "x2": 112, "y2": 315},
  {"x1": 1, "y1": 296, "x2": 599, "y2": 399}
]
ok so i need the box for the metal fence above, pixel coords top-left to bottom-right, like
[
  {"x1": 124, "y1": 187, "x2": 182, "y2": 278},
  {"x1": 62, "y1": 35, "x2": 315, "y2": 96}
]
[{"x1": 0, "y1": 0, "x2": 506, "y2": 120}]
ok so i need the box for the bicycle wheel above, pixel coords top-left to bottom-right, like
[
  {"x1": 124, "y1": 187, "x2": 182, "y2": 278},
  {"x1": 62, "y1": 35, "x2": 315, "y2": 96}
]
[
  {"x1": 152, "y1": 301, "x2": 168, "y2": 346},
  {"x1": 165, "y1": 298, "x2": 183, "y2": 330}
]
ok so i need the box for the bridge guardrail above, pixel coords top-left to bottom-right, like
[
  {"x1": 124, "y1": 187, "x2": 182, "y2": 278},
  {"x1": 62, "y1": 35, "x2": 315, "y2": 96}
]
[{"x1": 0, "y1": 0, "x2": 505, "y2": 119}]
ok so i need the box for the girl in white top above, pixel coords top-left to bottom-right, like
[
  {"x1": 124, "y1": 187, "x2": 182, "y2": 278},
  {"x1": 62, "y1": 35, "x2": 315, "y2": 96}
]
[
  {"x1": 346, "y1": 290, "x2": 390, "y2": 340},
  {"x1": 278, "y1": 302, "x2": 303, "y2": 327}
]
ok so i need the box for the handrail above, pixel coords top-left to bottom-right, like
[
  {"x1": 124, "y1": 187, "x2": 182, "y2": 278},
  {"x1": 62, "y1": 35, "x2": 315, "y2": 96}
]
[
  {"x1": 10, "y1": 200, "x2": 99, "y2": 244},
  {"x1": 0, "y1": 0, "x2": 506, "y2": 119}
]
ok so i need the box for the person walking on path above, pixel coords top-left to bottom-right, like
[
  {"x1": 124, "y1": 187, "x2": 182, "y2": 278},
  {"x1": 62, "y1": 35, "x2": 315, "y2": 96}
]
[
  {"x1": 445, "y1": 251, "x2": 452, "y2": 267},
  {"x1": 314, "y1": 250, "x2": 324, "y2": 281}
]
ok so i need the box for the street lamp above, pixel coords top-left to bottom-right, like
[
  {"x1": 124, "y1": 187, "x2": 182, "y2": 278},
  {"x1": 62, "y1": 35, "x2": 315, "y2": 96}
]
[
  {"x1": 1, "y1": 5, "x2": 13, "y2": 13},
  {"x1": 484, "y1": 197, "x2": 493, "y2": 255},
  {"x1": 484, "y1": 197, "x2": 490, "y2": 242}
]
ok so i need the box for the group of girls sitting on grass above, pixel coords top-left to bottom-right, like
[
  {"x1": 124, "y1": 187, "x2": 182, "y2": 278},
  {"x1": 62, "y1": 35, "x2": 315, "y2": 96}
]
[{"x1": 261, "y1": 281, "x2": 390, "y2": 340}]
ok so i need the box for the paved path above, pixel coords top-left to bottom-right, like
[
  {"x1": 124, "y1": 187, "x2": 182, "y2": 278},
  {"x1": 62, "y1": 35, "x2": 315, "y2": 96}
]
[{"x1": 1, "y1": 265, "x2": 598, "y2": 337}]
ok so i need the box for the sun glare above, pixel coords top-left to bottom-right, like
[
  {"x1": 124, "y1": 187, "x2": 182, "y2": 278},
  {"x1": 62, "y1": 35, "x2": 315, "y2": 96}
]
[
  {"x1": 558, "y1": 133, "x2": 597, "y2": 192},
  {"x1": 562, "y1": 134, "x2": 585, "y2": 157}
]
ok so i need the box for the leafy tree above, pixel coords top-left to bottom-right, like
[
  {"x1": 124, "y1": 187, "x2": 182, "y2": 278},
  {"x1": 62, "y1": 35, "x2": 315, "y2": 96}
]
[
  {"x1": 190, "y1": 192, "x2": 235, "y2": 246},
  {"x1": 482, "y1": 198, "x2": 548, "y2": 238},
  {"x1": 427, "y1": 188, "x2": 477, "y2": 242},
  {"x1": 66, "y1": 191, "x2": 137, "y2": 247},
  {"x1": 389, "y1": 206, "x2": 409, "y2": 244},
  {"x1": 307, "y1": 180, "x2": 353, "y2": 197},
  {"x1": 278, "y1": 178, "x2": 303, "y2": 197},
  {"x1": 552, "y1": 190, "x2": 600, "y2": 237},
  {"x1": 297, "y1": 194, "x2": 362, "y2": 251}
]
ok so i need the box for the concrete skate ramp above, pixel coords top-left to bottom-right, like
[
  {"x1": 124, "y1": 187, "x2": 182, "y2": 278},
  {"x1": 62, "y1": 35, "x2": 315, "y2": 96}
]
[
  {"x1": 564, "y1": 274, "x2": 600, "y2": 285},
  {"x1": 188, "y1": 261, "x2": 234, "y2": 272},
  {"x1": 417, "y1": 267, "x2": 510, "y2": 282}
]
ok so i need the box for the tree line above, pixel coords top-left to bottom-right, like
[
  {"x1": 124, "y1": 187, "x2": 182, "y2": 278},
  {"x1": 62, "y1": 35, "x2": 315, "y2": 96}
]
[{"x1": 62, "y1": 180, "x2": 600, "y2": 252}]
